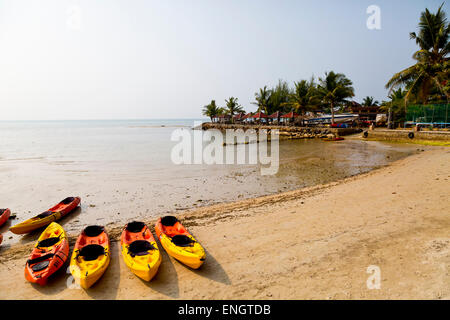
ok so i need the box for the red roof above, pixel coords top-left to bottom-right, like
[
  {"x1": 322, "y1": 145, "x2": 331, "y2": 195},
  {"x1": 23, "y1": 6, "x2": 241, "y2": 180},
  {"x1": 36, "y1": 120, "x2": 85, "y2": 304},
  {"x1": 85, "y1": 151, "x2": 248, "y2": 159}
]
[
  {"x1": 241, "y1": 113, "x2": 253, "y2": 120},
  {"x1": 280, "y1": 111, "x2": 300, "y2": 118},
  {"x1": 233, "y1": 113, "x2": 245, "y2": 119},
  {"x1": 252, "y1": 112, "x2": 268, "y2": 119},
  {"x1": 269, "y1": 111, "x2": 282, "y2": 118}
]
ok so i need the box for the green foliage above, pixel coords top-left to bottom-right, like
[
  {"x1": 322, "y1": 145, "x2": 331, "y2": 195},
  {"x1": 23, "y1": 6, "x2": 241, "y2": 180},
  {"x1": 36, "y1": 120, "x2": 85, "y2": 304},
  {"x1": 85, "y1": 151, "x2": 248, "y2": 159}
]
[
  {"x1": 225, "y1": 97, "x2": 244, "y2": 121},
  {"x1": 316, "y1": 71, "x2": 355, "y2": 123},
  {"x1": 386, "y1": 4, "x2": 449, "y2": 104},
  {"x1": 362, "y1": 96, "x2": 380, "y2": 106},
  {"x1": 202, "y1": 100, "x2": 223, "y2": 120},
  {"x1": 285, "y1": 78, "x2": 320, "y2": 115}
]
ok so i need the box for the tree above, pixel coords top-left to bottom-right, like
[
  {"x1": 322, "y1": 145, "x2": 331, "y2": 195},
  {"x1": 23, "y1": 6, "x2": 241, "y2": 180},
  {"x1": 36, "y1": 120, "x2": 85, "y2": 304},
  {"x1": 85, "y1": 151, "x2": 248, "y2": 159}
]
[
  {"x1": 252, "y1": 86, "x2": 271, "y2": 114},
  {"x1": 286, "y1": 78, "x2": 319, "y2": 116},
  {"x1": 267, "y1": 80, "x2": 291, "y2": 114},
  {"x1": 386, "y1": 4, "x2": 450, "y2": 105},
  {"x1": 202, "y1": 100, "x2": 223, "y2": 121},
  {"x1": 362, "y1": 96, "x2": 380, "y2": 106},
  {"x1": 380, "y1": 88, "x2": 407, "y2": 127},
  {"x1": 225, "y1": 97, "x2": 244, "y2": 122},
  {"x1": 317, "y1": 71, "x2": 355, "y2": 124}
]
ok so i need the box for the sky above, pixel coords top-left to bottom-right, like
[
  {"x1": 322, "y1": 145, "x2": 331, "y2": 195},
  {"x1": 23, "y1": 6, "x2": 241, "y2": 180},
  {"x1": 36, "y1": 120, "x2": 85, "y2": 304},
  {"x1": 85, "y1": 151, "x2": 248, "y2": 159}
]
[{"x1": 0, "y1": 0, "x2": 448, "y2": 120}]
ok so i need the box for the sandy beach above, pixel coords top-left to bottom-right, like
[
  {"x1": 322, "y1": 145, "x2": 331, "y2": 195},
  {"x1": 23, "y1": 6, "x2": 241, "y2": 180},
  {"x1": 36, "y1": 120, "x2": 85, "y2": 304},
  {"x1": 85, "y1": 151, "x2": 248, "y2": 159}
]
[{"x1": 0, "y1": 147, "x2": 448, "y2": 300}]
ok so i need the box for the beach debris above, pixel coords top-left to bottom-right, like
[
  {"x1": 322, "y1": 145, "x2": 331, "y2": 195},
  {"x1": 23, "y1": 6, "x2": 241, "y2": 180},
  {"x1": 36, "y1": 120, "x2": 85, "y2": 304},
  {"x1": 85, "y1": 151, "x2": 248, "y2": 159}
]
[{"x1": 89, "y1": 204, "x2": 96, "y2": 208}]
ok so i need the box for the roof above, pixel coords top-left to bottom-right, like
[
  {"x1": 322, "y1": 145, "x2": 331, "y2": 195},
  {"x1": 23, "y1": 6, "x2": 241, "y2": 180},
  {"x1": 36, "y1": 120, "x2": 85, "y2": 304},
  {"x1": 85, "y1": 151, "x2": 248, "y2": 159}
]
[
  {"x1": 252, "y1": 112, "x2": 268, "y2": 119},
  {"x1": 241, "y1": 113, "x2": 253, "y2": 120},
  {"x1": 280, "y1": 111, "x2": 300, "y2": 118},
  {"x1": 268, "y1": 111, "x2": 282, "y2": 118}
]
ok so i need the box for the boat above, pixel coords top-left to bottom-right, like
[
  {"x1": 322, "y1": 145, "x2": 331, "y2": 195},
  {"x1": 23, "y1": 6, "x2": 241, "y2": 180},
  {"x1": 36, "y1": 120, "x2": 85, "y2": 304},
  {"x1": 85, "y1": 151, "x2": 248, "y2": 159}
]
[
  {"x1": 121, "y1": 221, "x2": 161, "y2": 281},
  {"x1": 322, "y1": 137, "x2": 345, "y2": 141},
  {"x1": 25, "y1": 222, "x2": 69, "y2": 285},
  {"x1": 306, "y1": 113, "x2": 359, "y2": 125},
  {"x1": 10, "y1": 197, "x2": 81, "y2": 234},
  {"x1": 70, "y1": 225, "x2": 110, "y2": 289},
  {"x1": 0, "y1": 209, "x2": 11, "y2": 227},
  {"x1": 155, "y1": 216, "x2": 206, "y2": 269}
]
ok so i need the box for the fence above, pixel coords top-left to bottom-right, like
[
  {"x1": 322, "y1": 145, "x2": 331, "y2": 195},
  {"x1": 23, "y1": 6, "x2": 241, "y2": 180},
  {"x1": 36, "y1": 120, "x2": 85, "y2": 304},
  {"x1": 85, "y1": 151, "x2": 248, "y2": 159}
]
[{"x1": 405, "y1": 104, "x2": 450, "y2": 125}]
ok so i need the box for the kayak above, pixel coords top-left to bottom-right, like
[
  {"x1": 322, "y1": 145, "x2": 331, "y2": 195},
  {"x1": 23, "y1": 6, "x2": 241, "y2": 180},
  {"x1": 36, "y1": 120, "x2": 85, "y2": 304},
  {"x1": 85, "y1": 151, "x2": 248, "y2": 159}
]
[
  {"x1": 322, "y1": 137, "x2": 345, "y2": 141},
  {"x1": 25, "y1": 222, "x2": 69, "y2": 285},
  {"x1": 155, "y1": 216, "x2": 206, "y2": 269},
  {"x1": 70, "y1": 225, "x2": 110, "y2": 289},
  {"x1": 0, "y1": 234, "x2": 2, "y2": 246},
  {"x1": 10, "y1": 197, "x2": 81, "y2": 234},
  {"x1": 121, "y1": 221, "x2": 161, "y2": 281},
  {"x1": 0, "y1": 208, "x2": 11, "y2": 227}
]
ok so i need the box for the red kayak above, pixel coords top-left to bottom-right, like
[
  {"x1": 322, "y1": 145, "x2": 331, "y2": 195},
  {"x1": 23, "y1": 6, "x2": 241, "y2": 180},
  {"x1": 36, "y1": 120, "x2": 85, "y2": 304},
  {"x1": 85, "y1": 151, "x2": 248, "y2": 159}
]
[{"x1": 0, "y1": 209, "x2": 11, "y2": 227}]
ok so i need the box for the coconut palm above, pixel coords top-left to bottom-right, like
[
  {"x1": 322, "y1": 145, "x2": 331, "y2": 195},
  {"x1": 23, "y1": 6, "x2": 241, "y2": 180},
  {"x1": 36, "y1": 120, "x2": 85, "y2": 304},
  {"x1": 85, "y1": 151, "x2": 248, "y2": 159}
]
[
  {"x1": 252, "y1": 86, "x2": 271, "y2": 114},
  {"x1": 385, "y1": 4, "x2": 450, "y2": 105},
  {"x1": 286, "y1": 78, "x2": 319, "y2": 115},
  {"x1": 380, "y1": 88, "x2": 407, "y2": 127},
  {"x1": 362, "y1": 96, "x2": 380, "y2": 106},
  {"x1": 225, "y1": 97, "x2": 244, "y2": 122},
  {"x1": 202, "y1": 100, "x2": 223, "y2": 121},
  {"x1": 268, "y1": 80, "x2": 291, "y2": 114},
  {"x1": 317, "y1": 71, "x2": 355, "y2": 124}
]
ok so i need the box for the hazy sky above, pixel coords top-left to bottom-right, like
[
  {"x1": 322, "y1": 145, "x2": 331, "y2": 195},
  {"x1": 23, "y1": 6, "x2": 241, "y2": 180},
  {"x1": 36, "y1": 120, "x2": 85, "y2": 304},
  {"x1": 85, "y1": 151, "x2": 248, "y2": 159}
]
[{"x1": 0, "y1": 0, "x2": 447, "y2": 120}]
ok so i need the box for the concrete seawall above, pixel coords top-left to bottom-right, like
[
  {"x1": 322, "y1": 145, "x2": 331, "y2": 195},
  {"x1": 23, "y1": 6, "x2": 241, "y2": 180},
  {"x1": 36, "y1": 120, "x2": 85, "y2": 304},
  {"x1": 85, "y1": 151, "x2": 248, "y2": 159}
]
[
  {"x1": 363, "y1": 129, "x2": 450, "y2": 142},
  {"x1": 200, "y1": 122, "x2": 362, "y2": 139}
]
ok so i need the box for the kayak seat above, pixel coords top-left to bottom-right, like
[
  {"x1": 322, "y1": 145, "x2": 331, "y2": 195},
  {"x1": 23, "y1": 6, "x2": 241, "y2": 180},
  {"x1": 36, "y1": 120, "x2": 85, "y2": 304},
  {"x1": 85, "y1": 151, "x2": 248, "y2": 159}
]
[
  {"x1": 83, "y1": 225, "x2": 104, "y2": 237},
  {"x1": 171, "y1": 235, "x2": 195, "y2": 247},
  {"x1": 128, "y1": 240, "x2": 155, "y2": 257},
  {"x1": 79, "y1": 244, "x2": 105, "y2": 261},
  {"x1": 161, "y1": 216, "x2": 178, "y2": 227},
  {"x1": 37, "y1": 211, "x2": 54, "y2": 219},
  {"x1": 126, "y1": 221, "x2": 145, "y2": 233},
  {"x1": 37, "y1": 236, "x2": 60, "y2": 248},
  {"x1": 28, "y1": 253, "x2": 54, "y2": 271},
  {"x1": 61, "y1": 197, "x2": 75, "y2": 205}
]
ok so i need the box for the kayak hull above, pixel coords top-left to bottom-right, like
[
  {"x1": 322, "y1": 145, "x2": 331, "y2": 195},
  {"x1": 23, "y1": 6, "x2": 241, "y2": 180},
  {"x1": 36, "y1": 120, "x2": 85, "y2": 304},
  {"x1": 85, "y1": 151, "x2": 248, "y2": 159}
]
[
  {"x1": 70, "y1": 225, "x2": 110, "y2": 289},
  {"x1": 0, "y1": 209, "x2": 11, "y2": 228},
  {"x1": 10, "y1": 197, "x2": 80, "y2": 234},
  {"x1": 121, "y1": 221, "x2": 161, "y2": 281},
  {"x1": 25, "y1": 222, "x2": 69, "y2": 286},
  {"x1": 155, "y1": 216, "x2": 206, "y2": 269}
]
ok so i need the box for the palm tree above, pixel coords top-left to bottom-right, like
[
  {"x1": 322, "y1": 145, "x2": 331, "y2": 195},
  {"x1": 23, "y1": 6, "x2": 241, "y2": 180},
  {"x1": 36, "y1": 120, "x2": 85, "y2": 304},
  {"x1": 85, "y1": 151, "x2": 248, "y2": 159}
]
[
  {"x1": 268, "y1": 80, "x2": 291, "y2": 114},
  {"x1": 225, "y1": 97, "x2": 244, "y2": 122},
  {"x1": 386, "y1": 4, "x2": 450, "y2": 105},
  {"x1": 362, "y1": 96, "x2": 380, "y2": 106},
  {"x1": 286, "y1": 78, "x2": 319, "y2": 115},
  {"x1": 252, "y1": 86, "x2": 271, "y2": 114},
  {"x1": 317, "y1": 71, "x2": 355, "y2": 124},
  {"x1": 202, "y1": 100, "x2": 223, "y2": 121},
  {"x1": 380, "y1": 88, "x2": 407, "y2": 127}
]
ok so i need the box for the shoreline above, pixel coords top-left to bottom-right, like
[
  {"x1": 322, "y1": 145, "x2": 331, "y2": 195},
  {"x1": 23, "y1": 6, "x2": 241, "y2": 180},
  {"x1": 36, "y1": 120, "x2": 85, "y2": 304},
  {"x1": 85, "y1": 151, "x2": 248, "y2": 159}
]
[{"x1": 0, "y1": 147, "x2": 448, "y2": 299}]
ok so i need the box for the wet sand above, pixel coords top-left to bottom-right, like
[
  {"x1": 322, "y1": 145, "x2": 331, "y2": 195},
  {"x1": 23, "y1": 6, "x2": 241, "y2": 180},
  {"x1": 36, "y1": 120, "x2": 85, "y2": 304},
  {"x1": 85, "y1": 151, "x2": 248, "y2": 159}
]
[
  {"x1": 0, "y1": 138, "x2": 422, "y2": 246},
  {"x1": 0, "y1": 147, "x2": 448, "y2": 299}
]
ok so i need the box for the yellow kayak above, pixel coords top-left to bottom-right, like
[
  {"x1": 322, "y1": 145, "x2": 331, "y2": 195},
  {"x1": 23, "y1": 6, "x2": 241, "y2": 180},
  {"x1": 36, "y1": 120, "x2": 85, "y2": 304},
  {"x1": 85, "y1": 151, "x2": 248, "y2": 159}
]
[
  {"x1": 70, "y1": 225, "x2": 110, "y2": 289},
  {"x1": 10, "y1": 197, "x2": 81, "y2": 234},
  {"x1": 155, "y1": 216, "x2": 205, "y2": 269},
  {"x1": 120, "y1": 221, "x2": 161, "y2": 281}
]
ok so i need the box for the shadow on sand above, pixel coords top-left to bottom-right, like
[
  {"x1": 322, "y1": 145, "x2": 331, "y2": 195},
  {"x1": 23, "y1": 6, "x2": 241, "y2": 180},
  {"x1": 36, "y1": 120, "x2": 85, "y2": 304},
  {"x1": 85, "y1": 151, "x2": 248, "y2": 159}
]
[
  {"x1": 85, "y1": 241, "x2": 120, "y2": 300},
  {"x1": 177, "y1": 246, "x2": 231, "y2": 285},
  {"x1": 137, "y1": 247, "x2": 180, "y2": 299}
]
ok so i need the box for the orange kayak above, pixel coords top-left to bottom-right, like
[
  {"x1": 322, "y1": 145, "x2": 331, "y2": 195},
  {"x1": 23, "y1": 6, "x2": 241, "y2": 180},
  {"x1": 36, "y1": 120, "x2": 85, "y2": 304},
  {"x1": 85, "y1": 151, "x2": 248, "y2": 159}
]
[
  {"x1": 155, "y1": 216, "x2": 206, "y2": 269},
  {"x1": 25, "y1": 222, "x2": 69, "y2": 285},
  {"x1": 70, "y1": 225, "x2": 110, "y2": 289},
  {"x1": 0, "y1": 208, "x2": 11, "y2": 227},
  {"x1": 10, "y1": 197, "x2": 80, "y2": 234},
  {"x1": 121, "y1": 221, "x2": 161, "y2": 281}
]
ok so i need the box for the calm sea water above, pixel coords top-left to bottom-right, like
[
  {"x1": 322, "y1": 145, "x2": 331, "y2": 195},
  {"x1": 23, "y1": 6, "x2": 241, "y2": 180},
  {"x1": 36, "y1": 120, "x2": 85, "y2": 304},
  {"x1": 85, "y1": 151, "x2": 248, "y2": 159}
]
[{"x1": 0, "y1": 119, "x2": 423, "y2": 244}]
